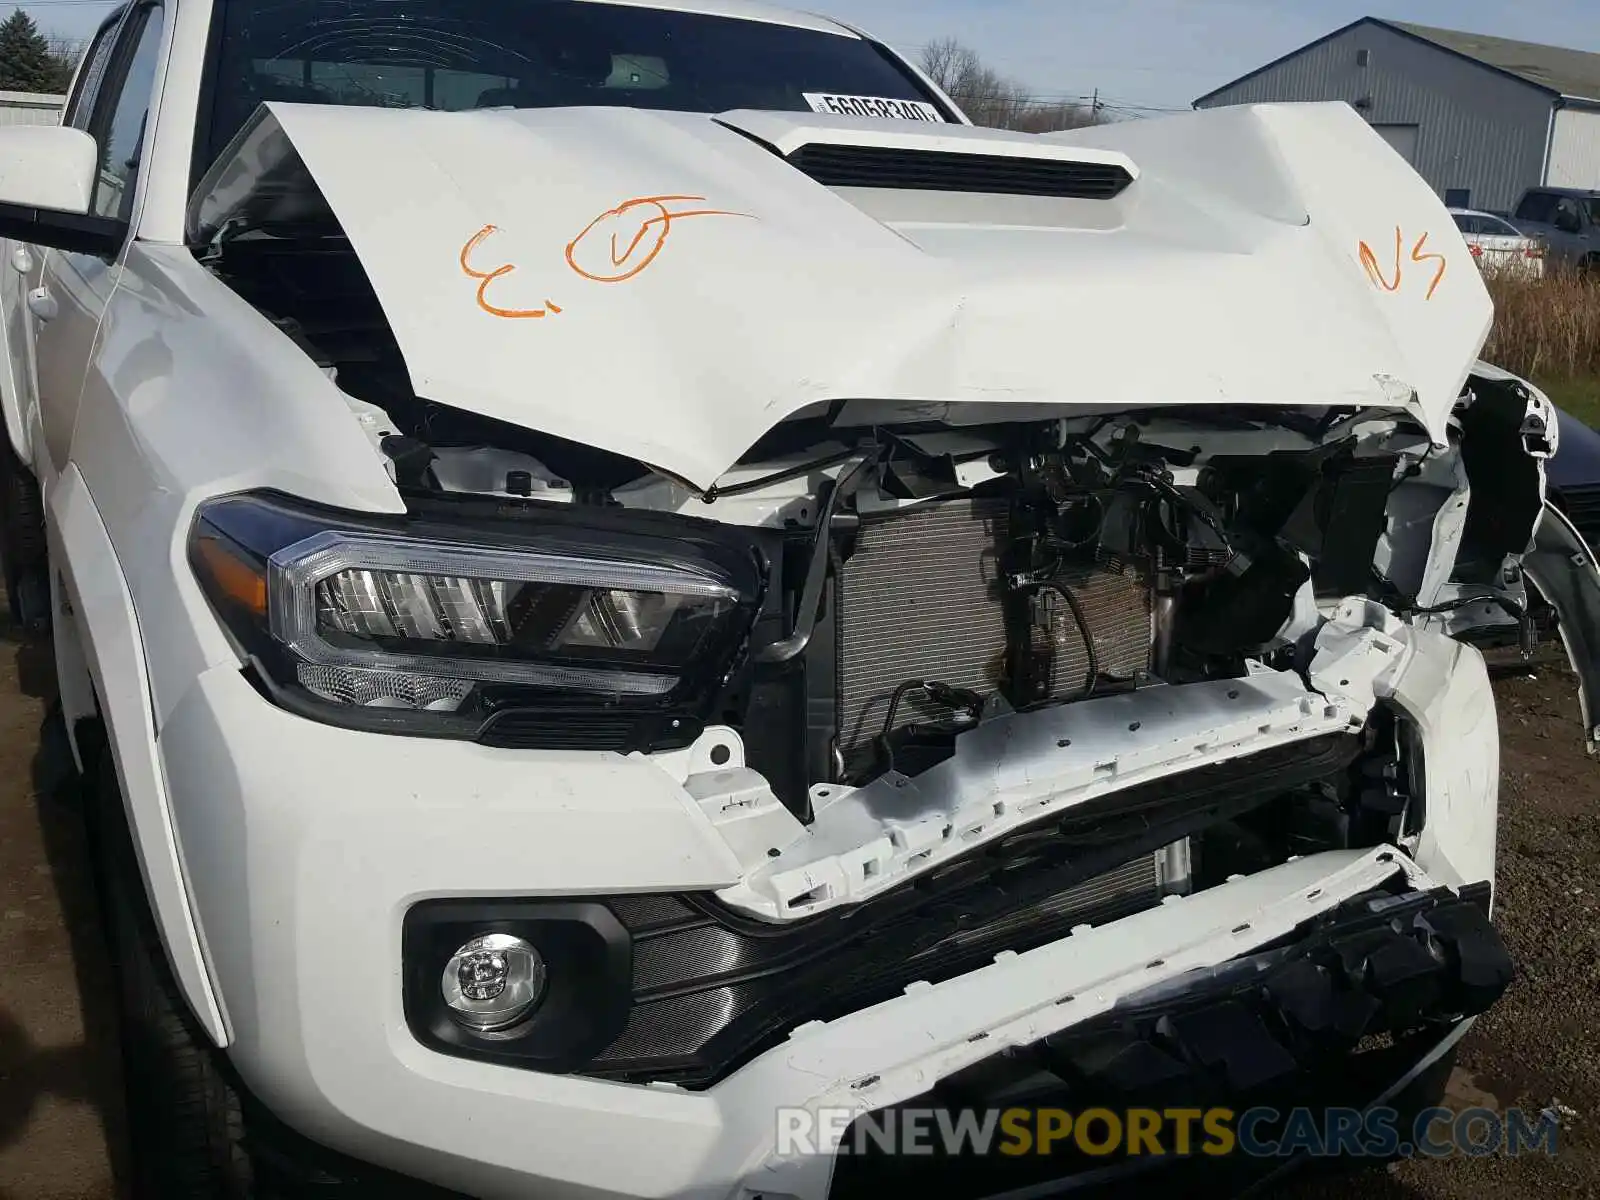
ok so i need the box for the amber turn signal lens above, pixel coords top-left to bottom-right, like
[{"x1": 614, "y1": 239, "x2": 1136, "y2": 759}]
[{"x1": 191, "y1": 533, "x2": 268, "y2": 618}]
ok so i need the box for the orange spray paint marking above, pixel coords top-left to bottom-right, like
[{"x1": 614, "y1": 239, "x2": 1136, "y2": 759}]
[
  {"x1": 566, "y1": 195, "x2": 753, "y2": 284},
  {"x1": 1410, "y1": 231, "x2": 1448, "y2": 300},
  {"x1": 1358, "y1": 226, "x2": 1448, "y2": 300},
  {"x1": 1359, "y1": 227, "x2": 1405, "y2": 293},
  {"x1": 459, "y1": 225, "x2": 561, "y2": 319}
]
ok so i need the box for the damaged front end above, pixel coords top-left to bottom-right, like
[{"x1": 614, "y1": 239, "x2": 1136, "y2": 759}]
[
  {"x1": 180, "y1": 99, "x2": 1572, "y2": 1193},
  {"x1": 195, "y1": 391, "x2": 1526, "y2": 1100}
]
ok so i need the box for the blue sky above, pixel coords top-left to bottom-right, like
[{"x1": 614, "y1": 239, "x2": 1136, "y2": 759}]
[{"x1": 23, "y1": 0, "x2": 1600, "y2": 111}]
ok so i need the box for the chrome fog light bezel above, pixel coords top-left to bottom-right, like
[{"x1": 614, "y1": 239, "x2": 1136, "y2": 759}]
[{"x1": 440, "y1": 933, "x2": 548, "y2": 1031}]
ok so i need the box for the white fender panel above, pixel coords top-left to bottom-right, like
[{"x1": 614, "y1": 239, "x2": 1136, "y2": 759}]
[{"x1": 48, "y1": 462, "x2": 228, "y2": 1045}]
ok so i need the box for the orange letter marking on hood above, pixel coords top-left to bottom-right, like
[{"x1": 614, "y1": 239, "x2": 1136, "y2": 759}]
[
  {"x1": 1410, "y1": 231, "x2": 1448, "y2": 300},
  {"x1": 460, "y1": 225, "x2": 563, "y2": 319},
  {"x1": 1358, "y1": 227, "x2": 1447, "y2": 301},
  {"x1": 1359, "y1": 227, "x2": 1404, "y2": 293},
  {"x1": 566, "y1": 195, "x2": 753, "y2": 284}
]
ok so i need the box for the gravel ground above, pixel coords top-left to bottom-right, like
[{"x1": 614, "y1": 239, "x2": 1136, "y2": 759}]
[{"x1": 0, "y1": 625, "x2": 1594, "y2": 1199}]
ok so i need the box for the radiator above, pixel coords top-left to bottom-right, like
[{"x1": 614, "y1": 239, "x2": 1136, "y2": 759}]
[
  {"x1": 910, "y1": 848, "x2": 1171, "y2": 959},
  {"x1": 834, "y1": 498, "x2": 1153, "y2": 765}
]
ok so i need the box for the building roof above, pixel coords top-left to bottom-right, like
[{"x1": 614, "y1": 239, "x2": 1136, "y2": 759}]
[
  {"x1": 1195, "y1": 17, "x2": 1600, "y2": 106},
  {"x1": 1387, "y1": 20, "x2": 1600, "y2": 102}
]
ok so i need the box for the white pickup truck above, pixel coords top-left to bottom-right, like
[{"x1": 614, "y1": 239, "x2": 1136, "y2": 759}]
[{"x1": 0, "y1": 1, "x2": 1594, "y2": 1198}]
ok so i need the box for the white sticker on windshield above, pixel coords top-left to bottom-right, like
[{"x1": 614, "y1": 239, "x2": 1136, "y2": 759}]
[{"x1": 803, "y1": 93, "x2": 947, "y2": 122}]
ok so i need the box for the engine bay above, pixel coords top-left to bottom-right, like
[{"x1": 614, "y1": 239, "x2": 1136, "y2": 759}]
[
  {"x1": 329, "y1": 390, "x2": 1529, "y2": 802},
  {"x1": 767, "y1": 415, "x2": 1410, "y2": 789}
]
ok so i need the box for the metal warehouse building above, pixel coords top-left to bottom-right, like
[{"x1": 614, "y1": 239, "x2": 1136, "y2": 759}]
[
  {"x1": 1195, "y1": 17, "x2": 1600, "y2": 213},
  {"x1": 0, "y1": 91, "x2": 64, "y2": 128}
]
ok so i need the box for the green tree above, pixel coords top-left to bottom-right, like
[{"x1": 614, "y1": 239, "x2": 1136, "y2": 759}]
[{"x1": 0, "y1": 9, "x2": 73, "y2": 94}]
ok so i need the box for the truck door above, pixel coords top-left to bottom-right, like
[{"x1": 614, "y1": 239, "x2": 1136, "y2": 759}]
[
  {"x1": 28, "y1": 3, "x2": 164, "y2": 477},
  {"x1": 0, "y1": 11, "x2": 121, "y2": 621}
]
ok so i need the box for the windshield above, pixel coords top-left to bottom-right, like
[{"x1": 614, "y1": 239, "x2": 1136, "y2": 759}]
[{"x1": 199, "y1": 0, "x2": 946, "y2": 178}]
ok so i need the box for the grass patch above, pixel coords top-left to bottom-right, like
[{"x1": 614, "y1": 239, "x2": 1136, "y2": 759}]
[
  {"x1": 1536, "y1": 376, "x2": 1600, "y2": 428},
  {"x1": 1479, "y1": 268, "x2": 1600, "y2": 427},
  {"x1": 1484, "y1": 268, "x2": 1600, "y2": 381}
]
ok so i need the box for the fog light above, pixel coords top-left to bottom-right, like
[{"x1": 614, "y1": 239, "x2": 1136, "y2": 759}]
[{"x1": 441, "y1": 934, "x2": 546, "y2": 1031}]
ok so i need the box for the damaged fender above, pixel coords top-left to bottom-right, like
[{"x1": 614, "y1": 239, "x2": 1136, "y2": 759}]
[{"x1": 1526, "y1": 502, "x2": 1600, "y2": 752}]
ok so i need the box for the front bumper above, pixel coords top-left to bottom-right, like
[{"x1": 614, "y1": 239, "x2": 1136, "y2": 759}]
[
  {"x1": 158, "y1": 665, "x2": 1504, "y2": 1200},
  {"x1": 829, "y1": 887, "x2": 1504, "y2": 1199}
]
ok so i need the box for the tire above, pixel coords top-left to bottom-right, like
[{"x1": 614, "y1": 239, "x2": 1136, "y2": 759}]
[
  {"x1": 84, "y1": 749, "x2": 254, "y2": 1200},
  {"x1": 82, "y1": 736, "x2": 462, "y2": 1198},
  {"x1": 0, "y1": 439, "x2": 49, "y2": 631}
]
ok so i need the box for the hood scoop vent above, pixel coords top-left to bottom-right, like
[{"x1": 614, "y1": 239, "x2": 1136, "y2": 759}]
[
  {"x1": 712, "y1": 110, "x2": 1138, "y2": 202},
  {"x1": 787, "y1": 142, "x2": 1139, "y2": 198},
  {"x1": 785, "y1": 142, "x2": 1135, "y2": 199}
]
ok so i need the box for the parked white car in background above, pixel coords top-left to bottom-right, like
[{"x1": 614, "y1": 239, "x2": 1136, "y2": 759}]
[
  {"x1": 1449, "y1": 207, "x2": 1546, "y2": 278},
  {"x1": 0, "y1": 1, "x2": 1592, "y2": 1198}
]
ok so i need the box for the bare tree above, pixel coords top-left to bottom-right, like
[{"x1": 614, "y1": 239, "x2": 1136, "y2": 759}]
[
  {"x1": 46, "y1": 34, "x2": 84, "y2": 77},
  {"x1": 918, "y1": 36, "x2": 1105, "y2": 132},
  {"x1": 918, "y1": 36, "x2": 975, "y2": 97}
]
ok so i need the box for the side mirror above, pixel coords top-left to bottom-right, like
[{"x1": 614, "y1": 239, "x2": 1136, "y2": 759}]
[
  {"x1": 0, "y1": 125, "x2": 122, "y2": 257},
  {"x1": 0, "y1": 125, "x2": 96, "y2": 212}
]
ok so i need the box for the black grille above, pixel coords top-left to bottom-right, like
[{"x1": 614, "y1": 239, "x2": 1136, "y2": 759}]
[
  {"x1": 475, "y1": 709, "x2": 702, "y2": 752},
  {"x1": 603, "y1": 895, "x2": 697, "y2": 932},
  {"x1": 580, "y1": 734, "x2": 1359, "y2": 1089},
  {"x1": 786, "y1": 143, "x2": 1134, "y2": 199},
  {"x1": 1557, "y1": 483, "x2": 1600, "y2": 551}
]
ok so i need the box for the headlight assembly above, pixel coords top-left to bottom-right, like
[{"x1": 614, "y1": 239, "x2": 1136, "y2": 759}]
[{"x1": 189, "y1": 492, "x2": 766, "y2": 743}]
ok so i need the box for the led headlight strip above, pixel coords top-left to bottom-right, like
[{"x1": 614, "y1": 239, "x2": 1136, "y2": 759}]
[
  {"x1": 189, "y1": 491, "x2": 765, "y2": 729},
  {"x1": 268, "y1": 530, "x2": 738, "y2": 696}
]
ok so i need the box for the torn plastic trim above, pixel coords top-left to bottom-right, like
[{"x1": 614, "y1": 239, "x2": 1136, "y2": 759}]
[
  {"x1": 827, "y1": 885, "x2": 1507, "y2": 1198},
  {"x1": 712, "y1": 667, "x2": 1391, "y2": 921},
  {"x1": 736, "y1": 846, "x2": 1432, "y2": 1198},
  {"x1": 1524, "y1": 502, "x2": 1600, "y2": 753},
  {"x1": 1467, "y1": 361, "x2": 1560, "y2": 460}
]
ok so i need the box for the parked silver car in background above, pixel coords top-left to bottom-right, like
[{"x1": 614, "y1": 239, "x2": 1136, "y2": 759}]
[{"x1": 1449, "y1": 207, "x2": 1546, "y2": 277}]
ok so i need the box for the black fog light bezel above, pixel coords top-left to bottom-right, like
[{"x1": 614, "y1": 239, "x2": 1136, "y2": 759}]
[{"x1": 402, "y1": 900, "x2": 632, "y2": 1070}]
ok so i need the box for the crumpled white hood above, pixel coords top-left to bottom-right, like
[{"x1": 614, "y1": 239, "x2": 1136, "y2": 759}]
[{"x1": 192, "y1": 100, "x2": 1492, "y2": 489}]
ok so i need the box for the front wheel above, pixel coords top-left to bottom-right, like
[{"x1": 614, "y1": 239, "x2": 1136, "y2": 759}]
[
  {"x1": 84, "y1": 749, "x2": 254, "y2": 1199},
  {"x1": 0, "y1": 441, "x2": 48, "y2": 631}
]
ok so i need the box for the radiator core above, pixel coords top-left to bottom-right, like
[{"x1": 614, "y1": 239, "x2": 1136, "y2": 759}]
[{"x1": 834, "y1": 498, "x2": 1153, "y2": 766}]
